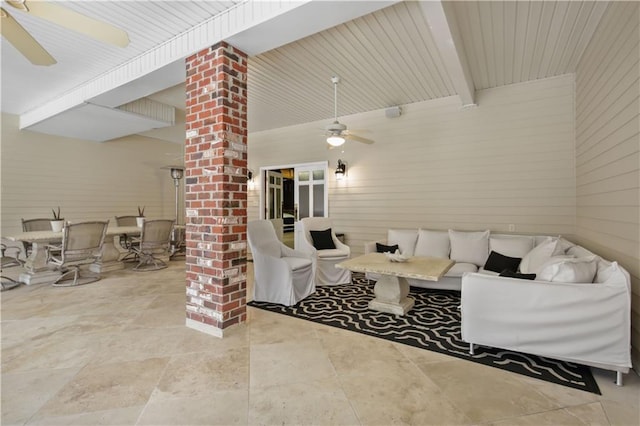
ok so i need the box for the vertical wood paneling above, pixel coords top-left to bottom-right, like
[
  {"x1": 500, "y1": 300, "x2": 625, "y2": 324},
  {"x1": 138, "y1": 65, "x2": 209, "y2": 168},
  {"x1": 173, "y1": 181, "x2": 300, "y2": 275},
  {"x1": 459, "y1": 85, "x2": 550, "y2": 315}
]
[
  {"x1": 575, "y1": 2, "x2": 640, "y2": 369},
  {"x1": 248, "y1": 75, "x2": 575, "y2": 258},
  {"x1": 0, "y1": 113, "x2": 181, "y2": 236}
]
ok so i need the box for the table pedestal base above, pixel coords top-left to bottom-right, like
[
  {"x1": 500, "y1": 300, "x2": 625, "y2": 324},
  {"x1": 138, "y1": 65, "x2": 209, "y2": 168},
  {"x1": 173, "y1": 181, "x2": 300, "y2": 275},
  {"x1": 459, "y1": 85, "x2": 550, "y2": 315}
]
[
  {"x1": 19, "y1": 270, "x2": 62, "y2": 285},
  {"x1": 369, "y1": 275, "x2": 415, "y2": 315},
  {"x1": 90, "y1": 235, "x2": 128, "y2": 273}
]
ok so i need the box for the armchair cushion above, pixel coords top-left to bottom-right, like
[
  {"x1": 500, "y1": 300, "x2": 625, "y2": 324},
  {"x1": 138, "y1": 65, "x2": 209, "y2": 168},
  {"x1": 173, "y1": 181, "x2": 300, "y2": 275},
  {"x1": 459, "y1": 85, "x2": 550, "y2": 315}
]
[
  {"x1": 317, "y1": 248, "x2": 349, "y2": 259},
  {"x1": 310, "y1": 228, "x2": 336, "y2": 250}
]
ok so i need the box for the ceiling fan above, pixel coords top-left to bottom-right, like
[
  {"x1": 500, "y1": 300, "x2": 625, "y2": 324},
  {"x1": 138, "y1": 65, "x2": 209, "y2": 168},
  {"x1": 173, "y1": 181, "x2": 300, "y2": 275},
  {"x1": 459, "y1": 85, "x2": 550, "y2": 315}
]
[
  {"x1": 0, "y1": 0, "x2": 129, "y2": 66},
  {"x1": 325, "y1": 76, "x2": 374, "y2": 147}
]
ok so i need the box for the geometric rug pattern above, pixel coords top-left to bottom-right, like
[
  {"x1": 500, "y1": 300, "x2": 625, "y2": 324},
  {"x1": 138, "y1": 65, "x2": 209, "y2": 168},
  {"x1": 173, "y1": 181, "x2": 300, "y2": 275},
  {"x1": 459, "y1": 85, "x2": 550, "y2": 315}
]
[{"x1": 248, "y1": 273, "x2": 601, "y2": 395}]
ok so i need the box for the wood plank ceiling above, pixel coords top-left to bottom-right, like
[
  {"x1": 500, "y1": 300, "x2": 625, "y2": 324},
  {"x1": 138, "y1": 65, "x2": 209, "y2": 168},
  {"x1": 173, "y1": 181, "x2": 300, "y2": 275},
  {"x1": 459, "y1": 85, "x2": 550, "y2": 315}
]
[
  {"x1": 2, "y1": 1, "x2": 612, "y2": 138},
  {"x1": 247, "y1": 0, "x2": 609, "y2": 133}
]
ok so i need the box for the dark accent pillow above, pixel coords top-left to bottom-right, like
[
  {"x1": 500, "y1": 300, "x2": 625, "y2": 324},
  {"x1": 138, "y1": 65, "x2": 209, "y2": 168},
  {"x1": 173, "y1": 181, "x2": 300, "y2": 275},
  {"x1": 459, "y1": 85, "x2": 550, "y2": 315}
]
[
  {"x1": 310, "y1": 228, "x2": 336, "y2": 250},
  {"x1": 484, "y1": 250, "x2": 522, "y2": 273},
  {"x1": 499, "y1": 270, "x2": 536, "y2": 280},
  {"x1": 376, "y1": 243, "x2": 399, "y2": 253}
]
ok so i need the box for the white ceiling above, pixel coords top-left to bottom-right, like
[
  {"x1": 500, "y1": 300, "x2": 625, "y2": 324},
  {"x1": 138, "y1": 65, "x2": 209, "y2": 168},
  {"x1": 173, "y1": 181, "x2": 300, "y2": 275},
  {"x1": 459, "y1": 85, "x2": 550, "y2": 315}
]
[{"x1": 1, "y1": 1, "x2": 612, "y2": 143}]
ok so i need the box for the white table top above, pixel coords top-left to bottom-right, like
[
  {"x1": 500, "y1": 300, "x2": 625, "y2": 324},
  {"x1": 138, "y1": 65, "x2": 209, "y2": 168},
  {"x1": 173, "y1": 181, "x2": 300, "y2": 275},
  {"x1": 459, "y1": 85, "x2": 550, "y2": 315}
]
[
  {"x1": 336, "y1": 252, "x2": 454, "y2": 282},
  {"x1": 5, "y1": 226, "x2": 141, "y2": 243}
]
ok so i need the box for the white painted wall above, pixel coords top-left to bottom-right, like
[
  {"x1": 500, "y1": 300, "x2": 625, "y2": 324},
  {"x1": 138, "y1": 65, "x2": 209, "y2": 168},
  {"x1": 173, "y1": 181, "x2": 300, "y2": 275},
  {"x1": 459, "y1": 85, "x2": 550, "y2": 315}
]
[
  {"x1": 248, "y1": 75, "x2": 576, "y2": 253},
  {"x1": 575, "y1": 1, "x2": 640, "y2": 368},
  {"x1": 1, "y1": 113, "x2": 183, "y2": 236}
]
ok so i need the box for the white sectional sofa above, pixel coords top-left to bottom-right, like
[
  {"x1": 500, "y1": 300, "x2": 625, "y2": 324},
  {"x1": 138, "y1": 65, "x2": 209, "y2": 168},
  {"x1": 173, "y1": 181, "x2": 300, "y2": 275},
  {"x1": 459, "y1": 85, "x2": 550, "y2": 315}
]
[{"x1": 364, "y1": 229, "x2": 633, "y2": 384}]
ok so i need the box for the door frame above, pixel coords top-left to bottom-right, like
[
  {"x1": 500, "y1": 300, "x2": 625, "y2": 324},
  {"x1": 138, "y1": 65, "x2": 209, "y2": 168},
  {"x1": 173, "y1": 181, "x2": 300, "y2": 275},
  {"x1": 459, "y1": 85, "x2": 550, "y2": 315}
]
[{"x1": 258, "y1": 161, "x2": 329, "y2": 220}]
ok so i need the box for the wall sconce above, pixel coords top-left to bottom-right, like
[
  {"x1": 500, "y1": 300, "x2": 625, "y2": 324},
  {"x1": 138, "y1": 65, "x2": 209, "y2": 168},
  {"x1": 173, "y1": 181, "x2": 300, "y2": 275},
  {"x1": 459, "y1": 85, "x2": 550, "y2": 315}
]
[
  {"x1": 335, "y1": 159, "x2": 346, "y2": 180},
  {"x1": 247, "y1": 169, "x2": 255, "y2": 190}
]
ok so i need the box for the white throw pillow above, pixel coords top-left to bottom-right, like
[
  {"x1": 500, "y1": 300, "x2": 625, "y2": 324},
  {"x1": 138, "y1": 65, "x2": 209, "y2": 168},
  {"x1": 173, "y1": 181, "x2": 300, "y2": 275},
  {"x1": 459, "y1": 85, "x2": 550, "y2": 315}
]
[
  {"x1": 594, "y1": 260, "x2": 619, "y2": 283},
  {"x1": 387, "y1": 229, "x2": 418, "y2": 256},
  {"x1": 448, "y1": 230, "x2": 490, "y2": 266},
  {"x1": 537, "y1": 256, "x2": 598, "y2": 283},
  {"x1": 489, "y1": 236, "x2": 534, "y2": 259},
  {"x1": 520, "y1": 238, "x2": 564, "y2": 274},
  {"x1": 414, "y1": 229, "x2": 450, "y2": 258}
]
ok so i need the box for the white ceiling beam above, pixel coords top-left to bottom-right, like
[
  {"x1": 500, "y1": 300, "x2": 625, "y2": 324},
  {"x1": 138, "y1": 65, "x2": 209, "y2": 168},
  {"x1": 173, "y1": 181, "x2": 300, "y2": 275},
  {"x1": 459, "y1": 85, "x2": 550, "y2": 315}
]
[
  {"x1": 420, "y1": 0, "x2": 476, "y2": 107},
  {"x1": 20, "y1": 0, "x2": 400, "y2": 131}
]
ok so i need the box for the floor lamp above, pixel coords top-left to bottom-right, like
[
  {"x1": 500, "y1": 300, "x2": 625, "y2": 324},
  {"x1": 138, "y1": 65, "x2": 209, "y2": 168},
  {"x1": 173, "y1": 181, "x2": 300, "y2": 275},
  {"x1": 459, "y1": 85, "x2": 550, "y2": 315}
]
[{"x1": 162, "y1": 165, "x2": 185, "y2": 256}]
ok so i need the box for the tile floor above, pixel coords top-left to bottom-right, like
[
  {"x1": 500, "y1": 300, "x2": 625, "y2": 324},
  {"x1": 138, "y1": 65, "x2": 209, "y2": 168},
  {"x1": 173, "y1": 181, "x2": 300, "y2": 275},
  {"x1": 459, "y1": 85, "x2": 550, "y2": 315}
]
[{"x1": 1, "y1": 260, "x2": 639, "y2": 425}]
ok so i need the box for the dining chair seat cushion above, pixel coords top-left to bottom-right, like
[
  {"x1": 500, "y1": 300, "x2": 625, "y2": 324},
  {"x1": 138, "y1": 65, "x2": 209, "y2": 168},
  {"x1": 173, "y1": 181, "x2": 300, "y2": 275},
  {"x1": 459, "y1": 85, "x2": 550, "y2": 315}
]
[
  {"x1": 317, "y1": 249, "x2": 349, "y2": 259},
  {"x1": 281, "y1": 256, "x2": 313, "y2": 271}
]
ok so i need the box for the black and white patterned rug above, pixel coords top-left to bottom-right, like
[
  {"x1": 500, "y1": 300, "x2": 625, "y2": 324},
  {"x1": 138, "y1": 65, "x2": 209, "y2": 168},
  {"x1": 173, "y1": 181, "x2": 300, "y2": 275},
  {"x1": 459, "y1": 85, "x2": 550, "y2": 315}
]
[{"x1": 248, "y1": 273, "x2": 600, "y2": 394}]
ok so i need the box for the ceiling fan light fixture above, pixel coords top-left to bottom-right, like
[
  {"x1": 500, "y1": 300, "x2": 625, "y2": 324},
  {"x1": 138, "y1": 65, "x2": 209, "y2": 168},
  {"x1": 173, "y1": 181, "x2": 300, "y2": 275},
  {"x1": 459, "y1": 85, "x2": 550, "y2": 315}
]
[{"x1": 327, "y1": 135, "x2": 345, "y2": 147}]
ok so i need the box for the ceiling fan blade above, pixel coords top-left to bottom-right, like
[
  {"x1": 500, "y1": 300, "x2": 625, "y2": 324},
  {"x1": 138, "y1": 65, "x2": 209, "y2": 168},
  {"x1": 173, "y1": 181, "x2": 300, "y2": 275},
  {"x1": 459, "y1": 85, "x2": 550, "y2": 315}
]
[
  {"x1": 1, "y1": 8, "x2": 56, "y2": 65},
  {"x1": 345, "y1": 133, "x2": 374, "y2": 144},
  {"x1": 12, "y1": 1, "x2": 129, "y2": 47}
]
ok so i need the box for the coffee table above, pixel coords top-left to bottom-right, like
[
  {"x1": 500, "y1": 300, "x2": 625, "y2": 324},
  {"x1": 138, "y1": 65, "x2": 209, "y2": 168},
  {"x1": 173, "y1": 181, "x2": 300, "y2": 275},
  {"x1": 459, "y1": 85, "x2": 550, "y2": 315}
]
[{"x1": 336, "y1": 252, "x2": 454, "y2": 315}]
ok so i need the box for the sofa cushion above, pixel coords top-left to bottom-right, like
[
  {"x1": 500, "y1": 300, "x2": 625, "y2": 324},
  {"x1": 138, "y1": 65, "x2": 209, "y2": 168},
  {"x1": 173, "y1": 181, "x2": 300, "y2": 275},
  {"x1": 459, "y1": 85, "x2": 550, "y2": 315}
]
[
  {"x1": 520, "y1": 237, "x2": 564, "y2": 274},
  {"x1": 489, "y1": 236, "x2": 534, "y2": 258},
  {"x1": 310, "y1": 228, "x2": 335, "y2": 250},
  {"x1": 445, "y1": 262, "x2": 478, "y2": 277},
  {"x1": 388, "y1": 229, "x2": 418, "y2": 256},
  {"x1": 414, "y1": 229, "x2": 450, "y2": 258},
  {"x1": 594, "y1": 261, "x2": 627, "y2": 285},
  {"x1": 448, "y1": 230, "x2": 490, "y2": 266},
  {"x1": 537, "y1": 256, "x2": 598, "y2": 283},
  {"x1": 484, "y1": 251, "x2": 521, "y2": 273},
  {"x1": 376, "y1": 243, "x2": 399, "y2": 253}
]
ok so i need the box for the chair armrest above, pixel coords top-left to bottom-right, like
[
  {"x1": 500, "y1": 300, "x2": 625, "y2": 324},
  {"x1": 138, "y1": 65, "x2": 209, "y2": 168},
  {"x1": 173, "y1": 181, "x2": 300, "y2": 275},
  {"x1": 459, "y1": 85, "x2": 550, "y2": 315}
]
[
  {"x1": 280, "y1": 243, "x2": 311, "y2": 260},
  {"x1": 333, "y1": 235, "x2": 350, "y2": 256},
  {"x1": 297, "y1": 232, "x2": 317, "y2": 257}
]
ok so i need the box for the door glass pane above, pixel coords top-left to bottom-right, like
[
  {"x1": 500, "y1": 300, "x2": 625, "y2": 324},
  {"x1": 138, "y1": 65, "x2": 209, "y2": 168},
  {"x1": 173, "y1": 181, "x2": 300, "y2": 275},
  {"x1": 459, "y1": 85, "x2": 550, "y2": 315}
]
[
  {"x1": 269, "y1": 188, "x2": 275, "y2": 219},
  {"x1": 312, "y1": 170, "x2": 324, "y2": 180},
  {"x1": 276, "y1": 191, "x2": 281, "y2": 217},
  {"x1": 299, "y1": 186, "x2": 309, "y2": 219},
  {"x1": 298, "y1": 171, "x2": 310, "y2": 182},
  {"x1": 313, "y1": 184, "x2": 325, "y2": 217}
]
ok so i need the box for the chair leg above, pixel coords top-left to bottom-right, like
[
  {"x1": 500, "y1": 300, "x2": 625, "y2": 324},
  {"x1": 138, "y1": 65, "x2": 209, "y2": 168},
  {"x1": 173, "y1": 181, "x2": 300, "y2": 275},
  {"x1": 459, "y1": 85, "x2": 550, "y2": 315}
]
[
  {"x1": 133, "y1": 253, "x2": 167, "y2": 271},
  {"x1": 53, "y1": 266, "x2": 101, "y2": 287}
]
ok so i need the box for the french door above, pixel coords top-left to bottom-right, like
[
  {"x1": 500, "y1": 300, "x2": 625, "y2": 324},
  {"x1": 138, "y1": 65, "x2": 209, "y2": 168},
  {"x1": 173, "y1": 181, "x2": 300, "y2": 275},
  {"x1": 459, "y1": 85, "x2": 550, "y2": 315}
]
[{"x1": 259, "y1": 161, "x2": 328, "y2": 249}]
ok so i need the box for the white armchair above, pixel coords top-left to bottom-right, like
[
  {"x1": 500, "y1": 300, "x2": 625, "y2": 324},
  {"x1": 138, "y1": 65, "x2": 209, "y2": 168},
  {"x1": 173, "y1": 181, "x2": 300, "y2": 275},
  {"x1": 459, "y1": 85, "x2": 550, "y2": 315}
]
[
  {"x1": 299, "y1": 217, "x2": 351, "y2": 285},
  {"x1": 247, "y1": 220, "x2": 315, "y2": 306}
]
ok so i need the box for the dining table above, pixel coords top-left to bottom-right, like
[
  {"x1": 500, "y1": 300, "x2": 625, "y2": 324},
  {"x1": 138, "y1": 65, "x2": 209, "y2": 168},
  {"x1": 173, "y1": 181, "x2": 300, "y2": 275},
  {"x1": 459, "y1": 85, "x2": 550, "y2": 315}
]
[{"x1": 4, "y1": 225, "x2": 140, "y2": 285}]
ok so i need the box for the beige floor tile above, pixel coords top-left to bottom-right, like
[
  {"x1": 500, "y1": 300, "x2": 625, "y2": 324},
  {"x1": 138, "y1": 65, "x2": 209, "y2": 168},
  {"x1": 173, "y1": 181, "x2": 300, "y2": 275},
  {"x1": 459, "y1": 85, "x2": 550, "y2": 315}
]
[
  {"x1": 339, "y1": 365, "x2": 471, "y2": 426},
  {"x1": 516, "y1": 374, "x2": 599, "y2": 407},
  {"x1": 36, "y1": 357, "x2": 169, "y2": 417},
  {"x1": 1, "y1": 367, "x2": 81, "y2": 425},
  {"x1": 153, "y1": 348, "x2": 249, "y2": 400},
  {"x1": 250, "y1": 338, "x2": 336, "y2": 388},
  {"x1": 25, "y1": 406, "x2": 144, "y2": 425},
  {"x1": 248, "y1": 308, "x2": 320, "y2": 345},
  {"x1": 416, "y1": 359, "x2": 560, "y2": 423},
  {"x1": 137, "y1": 391, "x2": 248, "y2": 425},
  {"x1": 2, "y1": 332, "x2": 103, "y2": 374},
  {"x1": 488, "y1": 403, "x2": 608, "y2": 425},
  {"x1": 248, "y1": 378, "x2": 360, "y2": 425}
]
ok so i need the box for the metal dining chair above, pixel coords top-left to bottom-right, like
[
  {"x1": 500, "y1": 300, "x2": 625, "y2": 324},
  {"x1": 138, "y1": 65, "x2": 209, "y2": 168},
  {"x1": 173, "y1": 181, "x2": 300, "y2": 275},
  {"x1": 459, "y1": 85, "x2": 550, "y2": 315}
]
[
  {"x1": 115, "y1": 215, "x2": 139, "y2": 259},
  {"x1": 1, "y1": 242, "x2": 24, "y2": 291},
  {"x1": 131, "y1": 219, "x2": 174, "y2": 271},
  {"x1": 46, "y1": 221, "x2": 109, "y2": 287}
]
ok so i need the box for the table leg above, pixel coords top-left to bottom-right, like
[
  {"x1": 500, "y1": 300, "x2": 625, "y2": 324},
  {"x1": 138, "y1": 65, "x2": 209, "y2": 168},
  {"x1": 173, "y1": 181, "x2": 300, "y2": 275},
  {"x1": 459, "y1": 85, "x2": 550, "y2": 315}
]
[
  {"x1": 19, "y1": 242, "x2": 61, "y2": 285},
  {"x1": 368, "y1": 274, "x2": 415, "y2": 315},
  {"x1": 90, "y1": 235, "x2": 128, "y2": 273}
]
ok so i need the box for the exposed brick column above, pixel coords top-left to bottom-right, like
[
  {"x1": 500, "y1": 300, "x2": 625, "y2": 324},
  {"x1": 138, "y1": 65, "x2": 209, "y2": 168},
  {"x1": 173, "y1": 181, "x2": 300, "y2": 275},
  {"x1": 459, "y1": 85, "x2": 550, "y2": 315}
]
[{"x1": 184, "y1": 41, "x2": 248, "y2": 337}]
